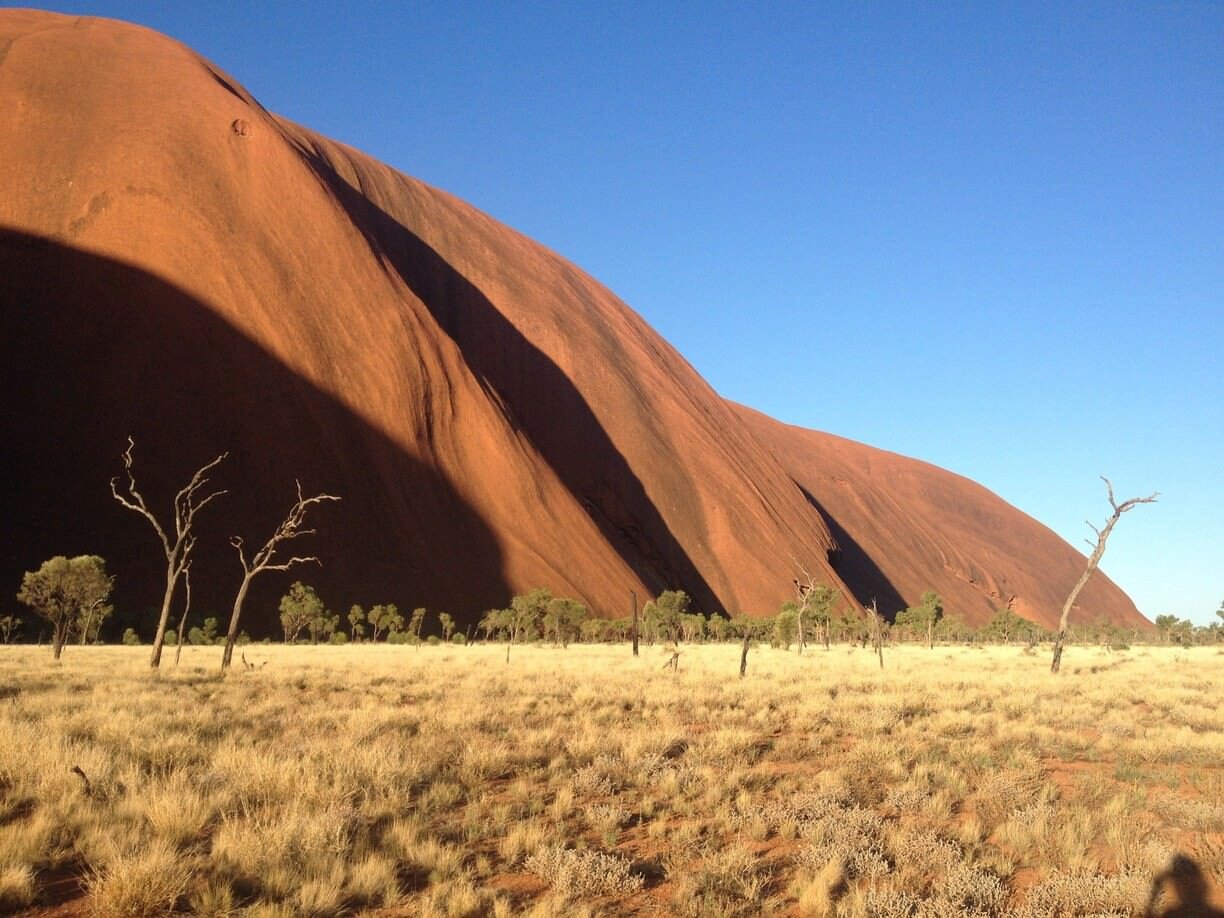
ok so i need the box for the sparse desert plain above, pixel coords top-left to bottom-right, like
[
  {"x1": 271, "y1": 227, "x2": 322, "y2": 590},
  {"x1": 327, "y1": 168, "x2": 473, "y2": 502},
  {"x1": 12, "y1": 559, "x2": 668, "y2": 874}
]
[{"x1": 1, "y1": 643, "x2": 1221, "y2": 916}]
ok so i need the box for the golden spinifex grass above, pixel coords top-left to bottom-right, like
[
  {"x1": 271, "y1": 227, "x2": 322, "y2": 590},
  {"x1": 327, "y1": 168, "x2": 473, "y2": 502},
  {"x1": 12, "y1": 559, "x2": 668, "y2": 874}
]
[{"x1": 0, "y1": 643, "x2": 1221, "y2": 916}]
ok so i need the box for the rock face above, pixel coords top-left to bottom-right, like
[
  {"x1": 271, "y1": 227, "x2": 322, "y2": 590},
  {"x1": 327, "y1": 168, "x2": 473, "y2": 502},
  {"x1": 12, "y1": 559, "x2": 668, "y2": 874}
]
[
  {"x1": 733, "y1": 407, "x2": 1150, "y2": 631},
  {"x1": 0, "y1": 10, "x2": 1147, "y2": 634}
]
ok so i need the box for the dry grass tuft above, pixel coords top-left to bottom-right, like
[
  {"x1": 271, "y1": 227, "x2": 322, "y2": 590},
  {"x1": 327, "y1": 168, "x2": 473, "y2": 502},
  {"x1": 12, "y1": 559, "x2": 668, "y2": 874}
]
[
  {"x1": 0, "y1": 642, "x2": 1221, "y2": 914},
  {"x1": 525, "y1": 843, "x2": 643, "y2": 899},
  {"x1": 84, "y1": 839, "x2": 192, "y2": 916},
  {"x1": 1014, "y1": 869, "x2": 1149, "y2": 916},
  {"x1": 0, "y1": 864, "x2": 36, "y2": 911}
]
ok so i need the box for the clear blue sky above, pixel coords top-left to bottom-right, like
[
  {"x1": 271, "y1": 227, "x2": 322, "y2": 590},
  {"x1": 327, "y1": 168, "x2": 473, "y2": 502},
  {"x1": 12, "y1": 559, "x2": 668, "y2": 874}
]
[{"x1": 36, "y1": 2, "x2": 1224, "y2": 624}]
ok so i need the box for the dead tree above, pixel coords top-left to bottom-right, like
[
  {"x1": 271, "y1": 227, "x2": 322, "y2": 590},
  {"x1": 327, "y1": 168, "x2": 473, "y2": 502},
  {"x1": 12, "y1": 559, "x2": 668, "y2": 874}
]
[
  {"x1": 1050, "y1": 477, "x2": 1157, "y2": 673},
  {"x1": 111, "y1": 438, "x2": 227, "y2": 669},
  {"x1": 739, "y1": 624, "x2": 751, "y2": 678},
  {"x1": 221, "y1": 483, "x2": 340, "y2": 670},
  {"x1": 77, "y1": 593, "x2": 113, "y2": 646},
  {"x1": 173, "y1": 565, "x2": 192, "y2": 667},
  {"x1": 870, "y1": 600, "x2": 885, "y2": 670},
  {"x1": 631, "y1": 590, "x2": 640, "y2": 657},
  {"x1": 790, "y1": 559, "x2": 827, "y2": 656},
  {"x1": 794, "y1": 580, "x2": 809, "y2": 656},
  {"x1": 791, "y1": 557, "x2": 816, "y2": 656}
]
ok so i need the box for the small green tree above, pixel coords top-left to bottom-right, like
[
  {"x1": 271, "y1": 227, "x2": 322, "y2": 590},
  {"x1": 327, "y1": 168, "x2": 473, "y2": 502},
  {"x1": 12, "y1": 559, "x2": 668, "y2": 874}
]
[
  {"x1": 510, "y1": 588, "x2": 553, "y2": 643},
  {"x1": 606, "y1": 617, "x2": 632, "y2": 642},
  {"x1": 438, "y1": 612, "x2": 455, "y2": 642},
  {"x1": 17, "y1": 555, "x2": 112, "y2": 660},
  {"x1": 308, "y1": 607, "x2": 339, "y2": 644},
  {"x1": 774, "y1": 609, "x2": 799, "y2": 650},
  {"x1": 542, "y1": 598, "x2": 566, "y2": 646},
  {"x1": 1154, "y1": 614, "x2": 1180, "y2": 644},
  {"x1": 0, "y1": 614, "x2": 21, "y2": 644},
  {"x1": 805, "y1": 584, "x2": 839, "y2": 650},
  {"x1": 76, "y1": 593, "x2": 113, "y2": 645},
  {"x1": 935, "y1": 613, "x2": 972, "y2": 643},
  {"x1": 367, "y1": 603, "x2": 394, "y2": 642},
  {"x1": 348, "y1": 604, "x2": 366, "y2": 642},
  {"x1": 279, "y1": 582, "x2": 323, "y2": 643},
  {"x1": 544, "y1": 597, "x2": 587, "y2": 647},
  {"x1": 502, "y1": 589, "x2": 553, "y2": 661},
  {"x1": 834, "y1": 607, "x2": 865, "y2": 644},
  {"x1": 580, "y1": 618, "x2": 606, "y2": 643},
  {"x1": 901, "y1": 591, "x2": 943, "y2": 649},
  {"x1": 980, "y1": 607, "x2": 1039, "y2": 645},
  {"x1": 383, "y1": 604, "x2": 405, "y2": 638},
  {"x1": 408, "y1": 607, "x2": 427, "y2": 643},
  {"x1": 652, "y1": 590, "x2": 690, "y2": 643},
  {"x1": 640, "y1": 600, "x2": 659, "y2": 644},
  {"x1": 1168, "y1": 617, "x2": 1194, "y2": 646},
  {"x1": 188, "y1": 616, "x2": 219, "y2": 645},
  {"x1": 479, "y1": 608, "x2": 506, "y2": 642},
  {"x1": 679, "y1": 612, "x2": 706, "y2": 643}
]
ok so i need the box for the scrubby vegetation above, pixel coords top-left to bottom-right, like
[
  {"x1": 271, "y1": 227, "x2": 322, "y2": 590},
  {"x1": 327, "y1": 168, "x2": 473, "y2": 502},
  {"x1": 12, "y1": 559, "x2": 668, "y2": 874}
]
[{"x1": 0, "y1": 642, "x2": 1221, "y2": 915}]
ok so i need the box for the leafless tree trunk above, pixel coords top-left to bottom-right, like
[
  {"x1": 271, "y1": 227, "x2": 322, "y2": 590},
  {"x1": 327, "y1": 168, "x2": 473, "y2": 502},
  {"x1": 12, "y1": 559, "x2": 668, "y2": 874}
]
[
  {"x1": 221, "y1": 483, "x2": 339, "y2": 670},
  {"x1": 111, "y1": 438, "x2": 226, "y2": 669},
  {"x1": 796, "y1": 593, "x2": 807, "y2": 656},
  {"x1": 871, "y1": 600, "x2": 884, "y2": 670},
  {"x1": 631, "y1": 590, "x2": 640, "y2": 657},
  {"x1": 506, "y1": 619, "x2": 522, "y2": 664},
  {"x1": 739, "y1": 626, "x2": 751, "y2": 678},
  {"x1": 1051, "y1": 478, "x2": 1157, "y2": 673},
  {"x1": 791, "y1": 559, "x2": 815, "y2": 656},
  {"x1": 174, "y1": 566, "x2": 192, "y2": 667},
  {"x1": 78, "y1": 594, "x2": 111, "y2": 645}
]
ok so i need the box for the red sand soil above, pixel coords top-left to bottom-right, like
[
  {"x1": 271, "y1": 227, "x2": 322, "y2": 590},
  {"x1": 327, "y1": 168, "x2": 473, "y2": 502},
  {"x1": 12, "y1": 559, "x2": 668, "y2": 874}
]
[{"x1": 0, "y1": 10, "x2": 1146, "y2": 633}]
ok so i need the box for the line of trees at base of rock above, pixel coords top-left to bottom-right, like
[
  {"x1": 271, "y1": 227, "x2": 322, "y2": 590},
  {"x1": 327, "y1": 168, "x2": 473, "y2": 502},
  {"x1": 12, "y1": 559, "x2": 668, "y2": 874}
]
[{"x1": 11, "y1": 568, "x2": 1223, "y2": 655}]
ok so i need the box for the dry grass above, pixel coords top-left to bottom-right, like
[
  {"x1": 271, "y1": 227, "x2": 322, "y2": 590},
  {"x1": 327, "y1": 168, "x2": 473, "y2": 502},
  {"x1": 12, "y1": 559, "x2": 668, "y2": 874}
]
[{"x1": 0, "y1": 642, "x2": 1221, "y2": 915}]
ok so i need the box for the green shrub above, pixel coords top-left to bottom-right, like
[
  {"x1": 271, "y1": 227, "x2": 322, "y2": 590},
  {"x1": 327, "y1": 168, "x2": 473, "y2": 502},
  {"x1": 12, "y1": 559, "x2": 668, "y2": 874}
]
[
  {"x1": 451, "y1": 633, "x2": 467, "y2": 645},
  {"x1": 121, "y1": 628, "x2": 141, "y2": 646}
]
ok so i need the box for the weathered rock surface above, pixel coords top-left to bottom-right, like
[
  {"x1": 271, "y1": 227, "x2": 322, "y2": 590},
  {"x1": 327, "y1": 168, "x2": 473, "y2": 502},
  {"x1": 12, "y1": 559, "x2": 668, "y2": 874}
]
[{"x1": 0, "y1": 11, "x2": 1146, "y2": 633}]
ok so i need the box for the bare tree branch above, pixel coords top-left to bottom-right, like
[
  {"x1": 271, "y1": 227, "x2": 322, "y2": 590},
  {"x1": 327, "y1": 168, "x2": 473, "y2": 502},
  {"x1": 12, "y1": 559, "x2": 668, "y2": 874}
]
[
  {"x1": 1051, "y1": 476, "x2": 1158, "y2": 673},
  {"x1": 110, "y1": 437, "x2": 227, "y2": 668},
  {"x1": 253, "y1": 556, "x2": 322, "y2": 574},
  {"x1": 221, "y1": 484, "x2": 340, "y2": 669}
]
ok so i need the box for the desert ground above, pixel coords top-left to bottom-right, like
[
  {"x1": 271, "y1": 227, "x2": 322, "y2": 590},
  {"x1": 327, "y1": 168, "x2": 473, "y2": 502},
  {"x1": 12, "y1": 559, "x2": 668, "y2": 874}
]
[{"x1": 0, "y1": 642, "x2": 1221, "y2": 916}]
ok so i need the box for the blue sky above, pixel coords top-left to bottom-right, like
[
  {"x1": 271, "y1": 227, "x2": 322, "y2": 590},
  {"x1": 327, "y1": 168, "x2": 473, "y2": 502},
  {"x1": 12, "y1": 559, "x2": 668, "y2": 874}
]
[{"x1": 35, "y1": 2, "x2": 1223, "y2": 624}]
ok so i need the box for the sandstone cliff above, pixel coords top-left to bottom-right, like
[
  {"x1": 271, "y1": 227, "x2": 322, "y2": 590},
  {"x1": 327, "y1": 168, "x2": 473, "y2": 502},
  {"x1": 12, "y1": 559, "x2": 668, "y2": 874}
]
[{"x1": 0, "y1": 11, "x2": 1146, "y2": 633}]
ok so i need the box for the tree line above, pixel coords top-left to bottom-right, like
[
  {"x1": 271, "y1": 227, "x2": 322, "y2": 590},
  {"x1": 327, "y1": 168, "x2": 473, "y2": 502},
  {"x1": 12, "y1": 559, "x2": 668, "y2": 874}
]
[{"x1": 13, "y1": 566, "x2": 1223, "y2": 657}]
